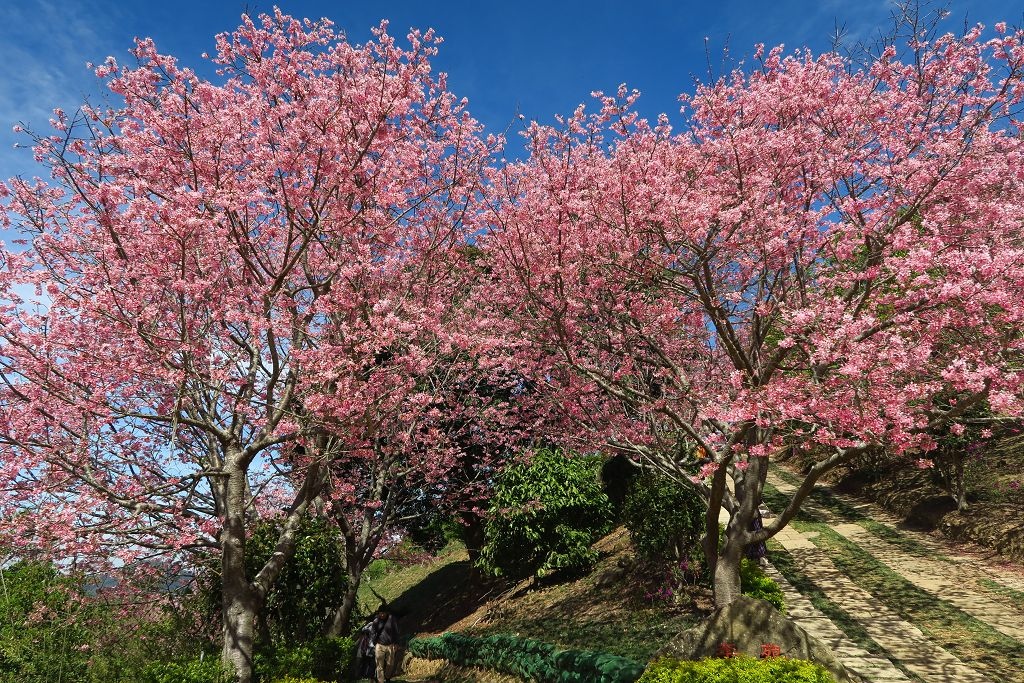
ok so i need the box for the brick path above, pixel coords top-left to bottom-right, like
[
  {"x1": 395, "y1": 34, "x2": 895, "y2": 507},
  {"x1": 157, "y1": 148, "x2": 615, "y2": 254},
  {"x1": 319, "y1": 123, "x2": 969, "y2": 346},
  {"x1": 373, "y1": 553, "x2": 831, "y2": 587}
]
[{"x1": 764, "y1": 470, "x2": 1024, "y2": 682}]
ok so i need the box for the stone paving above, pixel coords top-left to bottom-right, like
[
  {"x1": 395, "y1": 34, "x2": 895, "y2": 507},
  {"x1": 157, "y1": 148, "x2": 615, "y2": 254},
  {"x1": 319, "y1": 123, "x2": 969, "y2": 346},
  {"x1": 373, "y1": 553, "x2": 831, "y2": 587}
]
[
  {"x1": 768, "y1": 472, "x2": 1024, "y2": 642},
  {"x1": 770, "y1": 523, "x2": 993, "y2": 683},
  {"x1": 763, "y1": 469, "x2": 1024, "y2": 682},
  {"x1": 759, "y1": 560, "x2": 912, "y2": 682}
]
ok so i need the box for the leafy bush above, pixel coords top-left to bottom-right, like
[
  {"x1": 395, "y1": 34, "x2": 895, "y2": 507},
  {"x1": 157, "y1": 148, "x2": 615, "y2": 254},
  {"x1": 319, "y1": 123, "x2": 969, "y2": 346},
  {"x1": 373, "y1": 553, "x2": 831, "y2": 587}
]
[
  {"x1": 638, "y1": 656, "x2": 835, "y2": 682},
  {"x1": 252, "y1": 518, "x2": 348, "y2": 644},
  {"x1": 622, "y1": 471, "x2": 706, "y2": 562},
  {"x1": 740, "y1": 559, "x2": 786, "y2": 614},
  {"x1": 202, "y1": 518, "x2": 347, "y2": 646},
  {"x1": 0, "y1": 558, "x2": 217, "y2": 683},
  {"x1": 362, "y1": 557, "x2": 399, "y2": 582},
  {"x1": 410, "y1": 632, "x2": 644, "y2": 683},
  {"x1": 253, "y1": 637, "x2": 354, "y2": 683},
  {"x1": 479, "y1": 449, "x2": 613, "y2": 579},
  {"x1": 140, "y1": 657, "x2": 230, "y2": 683}
]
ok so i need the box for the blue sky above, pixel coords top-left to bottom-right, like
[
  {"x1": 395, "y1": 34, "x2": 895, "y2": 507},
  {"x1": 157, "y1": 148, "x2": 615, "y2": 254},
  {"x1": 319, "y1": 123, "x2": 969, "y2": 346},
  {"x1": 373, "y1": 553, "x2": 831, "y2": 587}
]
[{"x1": 0, "y1": 0, "x2": 1018, "y2": 179}]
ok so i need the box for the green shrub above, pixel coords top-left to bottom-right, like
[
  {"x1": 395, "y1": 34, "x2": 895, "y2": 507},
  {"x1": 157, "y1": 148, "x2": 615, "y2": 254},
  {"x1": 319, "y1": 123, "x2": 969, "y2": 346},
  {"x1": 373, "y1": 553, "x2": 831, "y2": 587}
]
[
  {"x1": 140, "y1": 657, "x2": 230, "y2": 683},
  {"x1": 0, "y1": 561, "x2": 94, "y2": 682},
  {"x1": 638, "y1": 656, "x2": 835, "y2": 683},
  {"x1": 479, "y1": 449, "x2": 613, "y2": 579},
  {"x1": 409, "y1": 632, "x2": 644, "y2": 683},
  {"x1": 740, "y1": 559, "x2": 786, "y2": 614},
  {"x1": 622, "y1": 472, "x2": 706, "y2": 563},
  {"x1": 254, "y1": 637, "x2": 354, "y2": 683},
  {"x1": 202, "y1": 518, "x2": 347, "y2": 645},
  {"x1": 267, "y1": 677, "x2": 325, "y2": 683},
  {"x1": 362, "y1": 558, "x2": 399, "y2": 582}
]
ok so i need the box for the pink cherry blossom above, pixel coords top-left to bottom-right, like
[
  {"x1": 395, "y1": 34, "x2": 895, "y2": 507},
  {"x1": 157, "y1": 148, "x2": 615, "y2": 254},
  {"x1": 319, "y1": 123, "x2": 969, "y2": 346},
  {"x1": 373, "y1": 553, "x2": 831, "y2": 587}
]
[
  {"x1": 481, "y1": 22, "x2": 1024, "y2": 607},
  {"x1": 0, "y1": 11, "x2": 494, "y2": 682}
]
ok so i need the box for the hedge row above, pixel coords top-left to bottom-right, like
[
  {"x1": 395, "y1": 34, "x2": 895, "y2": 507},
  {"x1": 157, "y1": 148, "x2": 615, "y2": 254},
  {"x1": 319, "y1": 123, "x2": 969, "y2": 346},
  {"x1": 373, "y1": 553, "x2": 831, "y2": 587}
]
[
  {"x1": 638, "y1": 656, "x2": 836, "y2": 683},
  {"x1": 409, "y1": 632, "x2": 645, "y2": 683}
]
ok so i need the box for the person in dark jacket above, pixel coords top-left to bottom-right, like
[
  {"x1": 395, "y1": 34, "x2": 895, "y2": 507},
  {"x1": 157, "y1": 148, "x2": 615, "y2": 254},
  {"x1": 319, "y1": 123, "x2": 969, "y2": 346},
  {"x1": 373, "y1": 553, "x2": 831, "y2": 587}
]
[
  {"x1": 746, "y1": 508, "x2": 768, "y2": 565},
  {"x1": 369, "y1": 607, "x2": 400, "y2": 683},
  {"x1": 355, "y1": 617, "x2": 377, "y2": 680}
]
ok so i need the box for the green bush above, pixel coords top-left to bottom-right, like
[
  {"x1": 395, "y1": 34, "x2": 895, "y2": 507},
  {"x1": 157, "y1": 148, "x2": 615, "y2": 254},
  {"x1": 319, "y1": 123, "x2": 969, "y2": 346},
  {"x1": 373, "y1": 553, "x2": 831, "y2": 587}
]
[
  {"x1": 479, "y1": 449, "x2": 613, "y2": 579},
  {"x1": 409, "y1": 632, "x2": 644, "y2": 683},
  {"x1": 638, "y1": 656, "x2": 835, "y2": 683},
  {"x1": 200, "y1": 518, "x2": 347, "y2": 646},
  {"x1": 622, "y1": 472, "x2": 707, "y2": 563},
  {"x1": 140, "y1": 657, "x2": 230, "y2": 683},
  {"x1": 740, "y1": 559, "x2": 786, "y2": 614},
  {"x1": 254, "y1": 637, "x2": 354, "y2": 683}
]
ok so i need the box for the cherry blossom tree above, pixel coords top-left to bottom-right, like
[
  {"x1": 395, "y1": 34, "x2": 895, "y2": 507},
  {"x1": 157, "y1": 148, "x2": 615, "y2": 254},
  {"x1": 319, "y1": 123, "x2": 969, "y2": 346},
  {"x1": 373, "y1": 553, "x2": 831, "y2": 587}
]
[
  {"x1": 318, "y1": 349, "x2": 523, "y2": 637},
  {"x1": 0, "y1": 11, "x2": 488, "y2": 681},
  {"x1": 318, "y1": 249, "x2": 542, "y2": 636},
  {"x1": 482, "y1": 22, "x2": 1024, "y2": 606}
]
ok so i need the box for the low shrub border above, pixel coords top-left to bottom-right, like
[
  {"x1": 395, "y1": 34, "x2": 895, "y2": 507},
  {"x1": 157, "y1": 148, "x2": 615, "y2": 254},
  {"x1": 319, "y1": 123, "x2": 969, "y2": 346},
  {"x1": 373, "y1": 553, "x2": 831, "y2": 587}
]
[
  {"x1": 638, "y1": 655, "x2": 837, "y2": 682},
  {"x1": 409, "y1": 632, "x2": 645, "y2": 683}
]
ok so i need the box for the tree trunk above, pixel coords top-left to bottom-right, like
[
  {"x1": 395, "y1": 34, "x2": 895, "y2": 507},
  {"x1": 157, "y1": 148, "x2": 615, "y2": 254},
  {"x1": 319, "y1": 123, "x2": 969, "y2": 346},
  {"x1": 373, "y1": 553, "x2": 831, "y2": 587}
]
[
  {"x1": 954, "y1": 456, "x2": 969, "y2": 511},
  {"x1": 221, "y1": 461, "x2": 258, "y2": 683},
  {"x1": 459, "y1": 511, "x2": 486, "y2": 570},
  {"x1": 222, "y1": 579, "x2": 259, "y2": 683},
  {"x1": 712, "y1": 540, "x2": 744, "y2": 606},
  {"x1": 708, "y1": 449, "x2": 761, "y2": 608},
  {"x1": 326, "y1": 565, "x2": 364, "y2": 638}
]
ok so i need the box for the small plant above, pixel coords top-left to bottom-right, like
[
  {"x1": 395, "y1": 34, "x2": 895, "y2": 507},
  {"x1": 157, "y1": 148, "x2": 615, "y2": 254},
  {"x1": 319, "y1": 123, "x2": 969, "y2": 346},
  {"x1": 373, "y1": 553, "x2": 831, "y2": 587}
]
[
  {"x1": 638, "y1": 656, "x2": 836, "y2": 683},
  {"x1": 641, "y1": 558, "x2": 704, "y2": 605},
  {"x1": 740, "y1": 559, "x2": 786, "y2": 614},
  {"x1": 140, "y1": 657, "x2": 231, "y2": 683},
  {"x1": 253, "y1": 637, "x2": 355, "y2": 683}
]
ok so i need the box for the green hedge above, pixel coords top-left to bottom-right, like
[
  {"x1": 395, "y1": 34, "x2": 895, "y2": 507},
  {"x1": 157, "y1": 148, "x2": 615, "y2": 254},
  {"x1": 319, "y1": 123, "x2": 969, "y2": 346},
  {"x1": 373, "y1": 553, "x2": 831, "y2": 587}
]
[
  {"x1": 409, "y1": 632, "x2": 645, "y2": 683},
  {"x1": 638, "y1": 656, "x2": 836, "y2": 683}
]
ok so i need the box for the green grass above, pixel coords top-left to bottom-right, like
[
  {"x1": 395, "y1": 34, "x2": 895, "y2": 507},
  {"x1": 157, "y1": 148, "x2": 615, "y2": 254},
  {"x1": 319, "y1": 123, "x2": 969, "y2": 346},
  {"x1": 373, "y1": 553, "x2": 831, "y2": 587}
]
[
  {"x1": 471, "y1": 608, "x2": 697, "y2": 662},
  {"x1": 977, "y1": 578, "x2": 1024, "y2": 607},
  {"x1": 360, "y1": 541, "x2": 467, "y2": 604}
]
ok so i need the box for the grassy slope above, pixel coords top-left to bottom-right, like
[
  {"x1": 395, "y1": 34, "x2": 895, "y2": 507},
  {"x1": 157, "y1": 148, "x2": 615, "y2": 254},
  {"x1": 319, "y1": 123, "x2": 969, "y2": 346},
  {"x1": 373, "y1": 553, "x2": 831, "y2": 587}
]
[{"x1": 360, "y1": 528, "x2": 703, "y2": 664}]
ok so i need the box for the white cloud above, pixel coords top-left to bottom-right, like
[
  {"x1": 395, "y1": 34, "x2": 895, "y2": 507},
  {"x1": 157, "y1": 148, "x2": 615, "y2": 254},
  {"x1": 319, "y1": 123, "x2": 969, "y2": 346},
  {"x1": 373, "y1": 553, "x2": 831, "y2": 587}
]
[{"x1": 0, "y1": 0, "x2": 127, "y2": 180}]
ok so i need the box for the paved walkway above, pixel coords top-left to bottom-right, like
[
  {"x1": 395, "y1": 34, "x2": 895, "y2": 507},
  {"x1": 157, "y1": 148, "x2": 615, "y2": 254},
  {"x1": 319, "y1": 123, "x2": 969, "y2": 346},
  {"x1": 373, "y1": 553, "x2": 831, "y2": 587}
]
[
  {"x1": 764, "y1": 469, "x2": 1024, "y2": 683},
  {"x1": 771, "y1": 524, "x2": 992, "y2": 683},
  {"x1": 760, "y1": 559, "x2": 912, "y2": 682}
]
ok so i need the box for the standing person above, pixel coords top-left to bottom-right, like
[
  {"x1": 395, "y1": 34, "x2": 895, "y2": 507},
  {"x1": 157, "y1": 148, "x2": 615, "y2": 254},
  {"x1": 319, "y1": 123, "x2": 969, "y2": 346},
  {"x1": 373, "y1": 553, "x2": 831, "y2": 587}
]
[
  {"x1": 746, "y1": 508, "x2": 768, "y2": 566},
  {"x1": 370, "y1": 607, "x2": 400, "y2": 683},
  {"x1": 355, "y1": 617, "x2": 377, "y2": 681}
]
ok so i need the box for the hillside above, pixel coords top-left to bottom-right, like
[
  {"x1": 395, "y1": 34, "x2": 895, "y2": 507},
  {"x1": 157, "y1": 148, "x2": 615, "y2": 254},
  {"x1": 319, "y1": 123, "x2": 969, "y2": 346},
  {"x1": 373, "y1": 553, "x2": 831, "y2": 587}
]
[
  {"x1": 359, "y1": 468, "x2": 1024, "y2": 683},
  {"x1": 358, "y1": 528, "x2": 706, "y2": 680}
]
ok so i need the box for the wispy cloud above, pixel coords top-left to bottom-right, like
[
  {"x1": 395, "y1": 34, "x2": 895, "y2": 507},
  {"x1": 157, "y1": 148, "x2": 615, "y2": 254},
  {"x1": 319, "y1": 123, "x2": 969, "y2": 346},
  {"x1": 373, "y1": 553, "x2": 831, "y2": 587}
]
[{"x1": 0, "y1": 0, "x2": 127, "y2": 179}]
